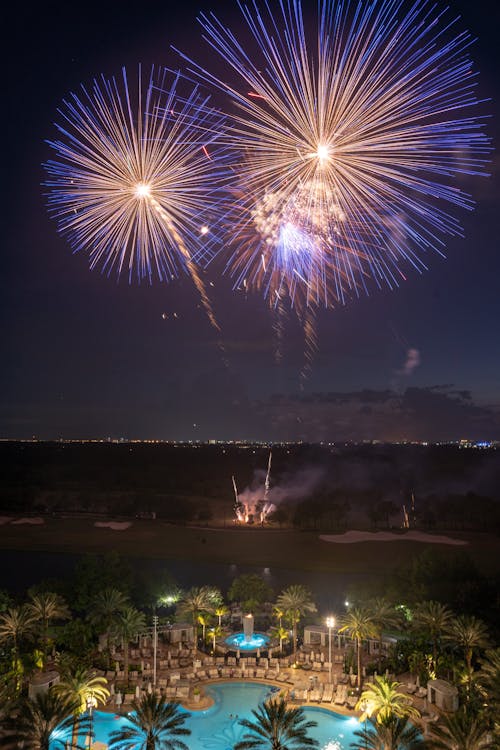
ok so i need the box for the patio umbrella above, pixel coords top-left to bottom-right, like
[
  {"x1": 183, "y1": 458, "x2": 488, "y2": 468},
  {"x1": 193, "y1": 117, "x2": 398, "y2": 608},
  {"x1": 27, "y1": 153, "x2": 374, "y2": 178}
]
[
  {"x1": 135, "y1": 685, "x2": 140, "y2": 699},
  {"x1": 257, "y1": 648, "x2": 260, "y2": 659},
  {"x1": 115, "y1": 692, "x2": 122, "y2": 707},
  {"x1": 109, "y1": 682, "x2": 115, "y2": 695},
  {"x1": 416, "y1": 675, "x2": 420, "y2": 688},
  {"x1": 147, "y1": 681, "x2": 152, "y2": 694},
  {"x1": 236, "y1": 649, "x2": 240, "y2": 660}
]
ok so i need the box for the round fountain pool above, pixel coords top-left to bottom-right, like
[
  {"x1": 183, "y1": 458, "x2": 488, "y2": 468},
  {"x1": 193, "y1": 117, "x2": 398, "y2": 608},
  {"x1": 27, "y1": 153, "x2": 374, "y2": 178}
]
[{"x1": 224, "y1": 632, "x2": 270, "y2": 651}]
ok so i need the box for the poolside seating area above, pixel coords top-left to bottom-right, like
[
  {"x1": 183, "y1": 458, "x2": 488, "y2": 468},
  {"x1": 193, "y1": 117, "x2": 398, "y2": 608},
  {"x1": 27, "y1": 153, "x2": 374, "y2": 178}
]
[{"x1": 101, "y1": 639, "x2": 443, "y2": 732}]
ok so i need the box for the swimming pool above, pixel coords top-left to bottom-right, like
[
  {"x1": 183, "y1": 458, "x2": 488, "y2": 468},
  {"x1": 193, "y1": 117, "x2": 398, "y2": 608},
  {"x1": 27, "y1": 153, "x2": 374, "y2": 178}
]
[{"x1": 51, "y1": 682, "x2": 363, "y2": 750}]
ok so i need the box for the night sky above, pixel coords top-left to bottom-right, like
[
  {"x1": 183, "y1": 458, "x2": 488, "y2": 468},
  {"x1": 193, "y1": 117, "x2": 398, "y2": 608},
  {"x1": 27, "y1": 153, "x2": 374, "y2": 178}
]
[{"x1": 3, "y1": 0, "x2": 499, "y2": 442}]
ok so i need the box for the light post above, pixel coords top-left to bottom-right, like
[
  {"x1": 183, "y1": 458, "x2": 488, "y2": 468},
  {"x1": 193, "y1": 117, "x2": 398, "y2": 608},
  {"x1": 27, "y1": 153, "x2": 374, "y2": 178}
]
[
  {"x1": 86, "y1": 692, "x2": 97, "y2": 748},
  {"x1": 153, "y1": 614, "x2": 158, "y2": 688},
  {"x1": 326, "y1": 616, "x2": 335, "y2": 683}
]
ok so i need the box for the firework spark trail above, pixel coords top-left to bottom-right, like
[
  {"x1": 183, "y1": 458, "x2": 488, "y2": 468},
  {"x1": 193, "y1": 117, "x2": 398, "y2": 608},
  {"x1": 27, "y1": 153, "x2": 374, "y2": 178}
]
[
  {"x1": 44, "y1": 66, "x2": 230, "y2": 337},
  {"x1": 300, "y1": 306, "x2": 319, "y2": 388},
  {"x1": 264, "y1": 451, "x2": 272, "y2": 503},
  {"x1": 177, "y1": 0, "x2": 490, "y2": 344},
  {"x1": 148, "y1": 194, "x2": 220, "y2": 332}
]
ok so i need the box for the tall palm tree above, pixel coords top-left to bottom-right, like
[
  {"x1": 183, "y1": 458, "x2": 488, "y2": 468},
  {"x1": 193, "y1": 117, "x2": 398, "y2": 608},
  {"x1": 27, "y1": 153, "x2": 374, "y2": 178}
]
[
  {"x1": 445, "y1": 615, "x2": 489, "y2": 678},
  {"x1": 357, "y1": 676, "x2": 421, "y2": 724},
  {"x1": 27, "y1": 591, "x2": 71, "y2": 668},
  {"x1": 176, "y1": 586, "x2": 215, "y2": 626},
  {"x1": 427, "y1": 707, "x2": 494, "y2": 750},
  {"x1": 234, "y1": 695, "x2": 319, "y2": 750},
  {"x1": 339, "y1": 606, "x2": 376, "y2": 689},
  {"x1": 88, "y1": 587, "x2": 129, "y2": 662},
  {"x1": 0, "y1": 605, "x2": 35, "y2": 681},
  {"x1": 111, "y1": 606, "x2": 146, "y2": 681},
  {"x1": 276, "y1": 585, "x2": 317, "y2": 662},
  {"x1": 351, "y1": 715, "x2": 426, "y2": 750},
  {"x1": 367, "y1": 598, "x2": 402, "y2": 671},
  {"x1": 53, "y1": 667, "x2": 109, "y2": 748},
  {"x1": 412, "y1": 601, "x2": 453, "y2": 668},
  {"x1": 1, "y1": 690, "x2": 89, "y2": 750},
  {"x1": 108, "y1": 693, "x2": 190, "y2": 750}
]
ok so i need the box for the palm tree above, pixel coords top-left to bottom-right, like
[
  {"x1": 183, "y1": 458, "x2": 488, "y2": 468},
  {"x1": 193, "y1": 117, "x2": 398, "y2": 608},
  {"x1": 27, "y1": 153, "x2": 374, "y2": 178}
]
[
  {"x1": 0, "y1": 605, "x2": 35, "y2": 679},
  {"x1": 412, "y1": 601, "x2": 453, "y2": 668},
  {"x1": 273, "y1": 605, "x2": 285, "y2": 629},
  {"x1": 445, "y1": 615, "x2": 489, "y2": 679},
  {"x1": 276, "y1": 585, "x2": 317, "y2": 662},
  {"x1": 368, "y1": 598, "x2": 402, "y2": 671},
  {"x1": 53, "y1": 667, "x2": 109, "y2": 748},
  {"x1": 197, "y1": 612, "x2": 211, "y2": 644},
  {"x1": 351, "y1": 715, "x2": 426, "y2": 750},
  {"x1": 339, "y1": 606, "x2": 376, "y2": 689},
  {"x1": 88, "y1": 587, "x2": 129, "y2": 662},
  {"x1": 111, "y1": 606, "x2": 146, "y2": 681},
  {"x1": 214, "y1": 604, "x2": 229, "y2": 627},
  {"x1": 476, "y1": 648, "x2": 500, "y2": 733},
  {"x1": 427, "y1": 707, "x2": 495, "y2": 750},
  {"x1": 357, "y1": 676, "x2": 421, "y2": 724},
  {"x1": 108, "y1": 693, "x2": 190, "y2": 750},
  {"x1": 271, "y1": 625, "x2": 290, "y2": 654},
  {"x1": 27, "y1": 591, "x2": 71, "y2": 668},
  {"x1": 234, "y1": 695, "x2": 319, "y2": 750},
  {"x1": 210, "y1": 625, "x2": 223, "y2": 653},
  {"x1": 1, "y1": 690, "x2": 89, "y2": 750},
  {"x1": 176, "y1": 586, "x2": 215, "y2": 626}
]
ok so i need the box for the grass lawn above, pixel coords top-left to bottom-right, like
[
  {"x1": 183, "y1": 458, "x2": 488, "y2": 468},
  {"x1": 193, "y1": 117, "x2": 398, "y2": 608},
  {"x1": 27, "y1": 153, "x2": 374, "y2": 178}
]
[{"x1": 0, "y1": 516, "x2": 498, "y2": 576}]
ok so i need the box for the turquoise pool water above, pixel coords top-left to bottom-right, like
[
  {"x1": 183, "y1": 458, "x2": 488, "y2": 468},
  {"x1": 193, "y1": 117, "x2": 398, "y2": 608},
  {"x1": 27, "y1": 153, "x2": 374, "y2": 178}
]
[
  {"x1": 224, "y1": 632, "x2": 270, "y2": 651},
  {"x1": 51, "y1": 682, "x2": 362, "y2": 750}
]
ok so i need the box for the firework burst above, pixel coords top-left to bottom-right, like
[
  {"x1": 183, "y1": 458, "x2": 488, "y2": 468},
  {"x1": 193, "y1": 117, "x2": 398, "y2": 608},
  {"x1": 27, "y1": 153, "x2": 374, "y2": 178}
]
[
  {"x1": 44, "y1": 66, "x2": 231, "y2": 330},
  {"x1": 179, "y1": 0, "x2": 490, "y2": 311}
]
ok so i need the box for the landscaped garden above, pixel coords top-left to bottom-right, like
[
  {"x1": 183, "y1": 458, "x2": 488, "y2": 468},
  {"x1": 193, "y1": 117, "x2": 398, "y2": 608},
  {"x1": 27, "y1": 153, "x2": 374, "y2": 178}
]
[{"x1": 0, "y1": 557, "x2": 498, "y2": 749}]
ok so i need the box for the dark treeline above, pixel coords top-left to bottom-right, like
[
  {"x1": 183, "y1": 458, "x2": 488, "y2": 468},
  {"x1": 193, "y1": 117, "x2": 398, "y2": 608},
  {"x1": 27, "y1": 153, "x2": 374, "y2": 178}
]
[{"x1": 1, "y1": 441, "x2": 499, "y2": 531}]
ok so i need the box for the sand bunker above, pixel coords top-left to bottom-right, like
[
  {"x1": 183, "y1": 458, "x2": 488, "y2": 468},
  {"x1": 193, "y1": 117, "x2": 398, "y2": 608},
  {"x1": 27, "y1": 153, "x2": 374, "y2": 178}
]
[
  {"x1": 320, "y1": 530, "x2": 468, "y2": 545},
  {"x1": 11, "y1": 517, "x2": 45, "y2": 525},
  {"x1": 94, "y1": 521, "x2": 132, "y2": 531}
]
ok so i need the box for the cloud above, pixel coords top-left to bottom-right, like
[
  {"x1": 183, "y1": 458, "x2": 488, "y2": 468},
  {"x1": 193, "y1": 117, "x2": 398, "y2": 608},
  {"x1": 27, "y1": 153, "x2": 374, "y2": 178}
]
[{"x1": 254, "y1": 386, "x2": 500, "y2": 443}]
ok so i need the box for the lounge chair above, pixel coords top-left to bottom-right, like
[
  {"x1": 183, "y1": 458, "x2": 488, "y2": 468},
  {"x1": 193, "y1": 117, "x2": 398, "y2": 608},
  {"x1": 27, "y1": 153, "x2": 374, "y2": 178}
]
[
  {"x1": 208, "y1": 668, "x2": 219, "y2": 679},
  {"x1": 334, "y1": 685, "x2": 346, "y2": 705},
  {"x1": 311, "y1": 685, "x2": 324, "y2": 702},
  {"x1": 322, "y1": 684, "x2": 333, "y2": 703},
  {"x1": 346, "y1": 695, "x2": 358, "y2": 709}
]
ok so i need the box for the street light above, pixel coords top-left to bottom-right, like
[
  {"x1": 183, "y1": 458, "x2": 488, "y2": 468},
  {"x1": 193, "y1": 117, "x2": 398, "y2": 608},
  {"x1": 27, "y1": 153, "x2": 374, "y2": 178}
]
[
  {"x1": 153, "y1": 615, "x2": 158, "y2": 688},
  {"x1": 86, "y1": 692, "x2": 97, "y2": 748},
  {"x1": 326, "y1": 616, "x2": 335, "y2": 683}
]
